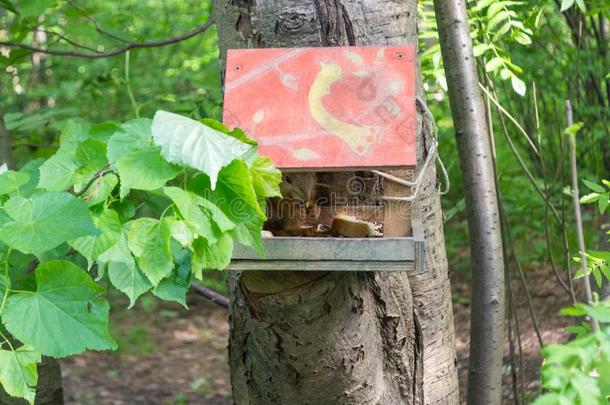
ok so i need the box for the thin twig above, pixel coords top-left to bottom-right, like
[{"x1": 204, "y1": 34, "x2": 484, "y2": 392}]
[
  {"x1": 479, "y1": 83, "x2": 540, "y2": 156},
  {"x1": 191, "y1": 283, "x2": 229, "y2": 308},
  {"x1": 565, "y1": 100, "x2": 598, "y2": 330},
  {"x1": 74, "y1": 167, "x2": 113, "y2": 197},
  {"x1": 0, "y1": 18, "x2": 215, "y2": 59},
  {"x1": 65, "y1": 0, "x2": 132, "y2": 44}
]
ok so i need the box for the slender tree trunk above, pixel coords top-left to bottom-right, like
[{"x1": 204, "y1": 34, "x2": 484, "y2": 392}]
[
  {"x1": 213, "y1": 1, "x2": 458, "y2": 403},
  {"x1": 433, "y1": 1, "x2": 506, "y2": 404}
]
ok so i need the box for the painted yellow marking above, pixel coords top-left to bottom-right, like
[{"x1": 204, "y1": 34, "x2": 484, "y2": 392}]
[{"x1": 307, "y1": 63, "x2": 380, "y2": 156}]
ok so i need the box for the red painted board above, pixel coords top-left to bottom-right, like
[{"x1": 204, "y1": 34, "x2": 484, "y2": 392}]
[{"x1": 223, "y1": 46, "x2": 416, "y2": 170}]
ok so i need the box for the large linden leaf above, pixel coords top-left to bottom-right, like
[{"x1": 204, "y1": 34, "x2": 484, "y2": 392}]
[
  {"x1": 151, "y1": 110, "x2": 252, "y2": 188},
  {"x1": 0, "y1": 346, "x2": 40, "y2": 404},
  {"x1": 2, "y1": 260, "x2": 117, "y2": 357},
  {"x1": 0, "y1": 192, "x2": 98, "y2": 255},
  {"x1": 0, "y1": 170, "x2": 29, "y2": 195},
  {"x1": 127, "y1": 218, "x2": 173, "y2": 286},
  {"x1": 164, "y1": 187, "x2": 220, "y2": 243},
  {"x1": 250, "y1": 156, "x2": 282, "y2": 199},
  {"x1": 69, "y1": 209, "x2": 122, "y2": 265},
  {"x1": 200, "y1": 160, "x2": 266, "y2": 224},
  {"x1": 153, "y1": 245, "x2": 192, "y2": 308},
  {"x1": 38, "y1": 121, "x2": 90, "y2": 191},
  {"x1": 191, "y1": 233, "x2": 234, "y2": 278},
  {"x1": 99, "y1": 233, "x2": 152, "y2": 308},
  {"x1": 106, "y1": 118, "x2": 153, "y2": 163},
  {"x1": 234, "y1": 220, "x2": 266, "y2": 258},
  {"x1": 115, "y1": 147, "x2": 181, "y2": 197}
]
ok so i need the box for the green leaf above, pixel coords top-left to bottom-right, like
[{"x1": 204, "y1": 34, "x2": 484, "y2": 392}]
[
  {"x1": 163, "y1": 187, "x2": 217, "y2": 243},
  {"x1": 572, "y1": 373, "x2": 600, "y2": 404},
  {"x1": 0, "y1": 170, "x2": 29, "y2": 195},
  {"x1": 560, "y1": 0, "x2": 574, "y2": 13},
  {"x1": 106, "y1": 118, "x2": 152, "y2": 163},
  {"x1": 472, "y1": 43, "x2": 491, "y2": 57},
  {"x1": 514, "y1": 31, "x2": 532, "y2": 45},
  {"x1": 582, "y1": 179, "x2": 605, "y2": 193},
  {"x1": 115, "y1": 148, "x2": 181, "y2": 197},
  {"x1": 598, "y1": 194, "x2": 609, "y2": 214},
  {"x1": 0, "y1": 192, "x2": 97, "y2": 255},
  {"x1": 191, "y1": 233, "x2": 233, "y2": 277},
  {"x1": 580, "y1": 193, "x2": 599, "y2": 204},
  {"x1": 127, "y1": 218, "x2": 173, "y2": 286},
  {"x1": 532, "y1": 393, "x2": 572, "y2": 405},
  {"x1": 151, "y1": 110, "x2": 252, "y2": 188},
  {"x1": 0, "y1": 346, "x2": 40, "y2": 404},
  {"x1": 38, "y1": 121, "x2": 89, "y2": 191},
  {"x1": 20, "y1": 0, "x2": 55, "y2": 19},
  {"x1": 69, "y1": 209, "x2": 122, "y2": 264},
  {"x1": 200, "y1": 119, "x2": 258, "y2": 146},
  {"x1": 193, "y1": 161, "x2": 265, "y2": 224},
  {"x1": 82, "y1": 173, "x2": 119, "y2": 206},
  {"x1": 17, "y1": 159, "x2": 43, "y2": 197},
  {"x1": 250, "y1": 156, "x2": 282, "y2": 198},
  {"x1": 100, "y1": 234, "x2": 151, "y2": 308},
  {"x1": 234, "y1": 220, "x2": 265, "y2": 258},
  {"x1": 37, "y1": 150, "x2": 80, "y2": 191},
  {"x1": 511, "y1": 76, "x2": 526, "y2": 96},
  {"x1": 2, "y1": 260, "x2": 117, "y2": 357},
  {"x1": 75, "y1": 139, "x2": 108, "y2": 172},
  {"x1": 153, "y1": 246, "x2": 192, "y2": 308},
  {"x1": 165, "y1": 218, "x2": 195, "y2": 247},
  {"x1": 485, "y1": 57, "x2": 504, "y2": 72},
  {"x1": 564, "y1": 122, "x2": 584, "y2": 137},
  {"x1": 574, "y1": 0, "x2": 585, "y2": 12}
]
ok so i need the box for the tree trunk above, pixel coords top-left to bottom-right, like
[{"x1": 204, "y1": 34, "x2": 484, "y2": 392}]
[
  {"x1": 433, "y1": 1, "x2": 506, "y2": 404},
  {"x1": 213, "y1": 1, "x2": 458, "y2": 404}
]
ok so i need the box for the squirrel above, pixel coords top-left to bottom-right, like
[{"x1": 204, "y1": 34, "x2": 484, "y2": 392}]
[{"x1": 264, "y1": 172, "x2": 321, "y2": 234}]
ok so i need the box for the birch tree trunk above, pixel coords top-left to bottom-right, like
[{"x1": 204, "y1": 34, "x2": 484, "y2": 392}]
[
  {"x1": 434, "y1": 1, "x2": 505, "y2": 403},
  {"x1": 212, "y1": 1, "x2": 458, "y2": 403}
]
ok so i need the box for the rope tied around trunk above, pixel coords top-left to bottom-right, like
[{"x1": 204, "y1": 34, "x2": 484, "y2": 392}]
[{"x1": 371, "y1": 98, "x2": 450, "y2": 202}]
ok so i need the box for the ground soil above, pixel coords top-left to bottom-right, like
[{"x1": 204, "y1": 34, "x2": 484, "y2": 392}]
[{"x1": 61, "y1": 265, "x2": 575, "y2": 405}]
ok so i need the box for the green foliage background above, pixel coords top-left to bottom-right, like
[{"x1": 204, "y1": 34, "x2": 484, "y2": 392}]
[{"x1": 0, "y1": 0, "x2": 608, "y2": 402}]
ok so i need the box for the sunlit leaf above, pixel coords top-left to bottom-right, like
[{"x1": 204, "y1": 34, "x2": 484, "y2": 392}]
[
  {"x1": 151, "y1": 110, "x2": 252, "y2": 188},
  {"x1": 2, "y1": 260, "x2": 117, "y2": 357},
  {"x1": 0, "y1": 192, "x2": 97, "y2": 255},
  {"x1": 0, "y1": 346, "x2": 40, "y2": 404}
]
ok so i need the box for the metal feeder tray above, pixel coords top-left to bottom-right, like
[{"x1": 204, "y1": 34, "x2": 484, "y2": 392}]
[{"x1": 228, "y1": 213, "x2": 425, "y2": 273}]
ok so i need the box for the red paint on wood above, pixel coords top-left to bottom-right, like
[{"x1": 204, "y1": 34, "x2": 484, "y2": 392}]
[{"x1": 223, "y1": 46, "x2": 416, "y2": 170}]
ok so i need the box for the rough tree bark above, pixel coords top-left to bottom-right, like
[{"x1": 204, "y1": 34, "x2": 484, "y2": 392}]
[
  {"x1": 213, "y1": 1, "x2": 458, "y2": 404},
  {"x1": 433, "y1": 1, "x2": 506, "y2": 404}
]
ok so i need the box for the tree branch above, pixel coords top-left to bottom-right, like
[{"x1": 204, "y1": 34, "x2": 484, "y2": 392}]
[
  {"x1": 0, "y1": 18, "x2": 215, "y2": 59},
  {"x1": 65, "y1": 0, "x2": 131, "y2": 44},
  {"x1": 191, "y1": 283, "x2": 229, "y2": 308}
]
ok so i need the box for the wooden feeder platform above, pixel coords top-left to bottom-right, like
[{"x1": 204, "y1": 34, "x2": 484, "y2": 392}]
[{"x1": 228, "y1": 214, "x2": 425, "y2": 273}]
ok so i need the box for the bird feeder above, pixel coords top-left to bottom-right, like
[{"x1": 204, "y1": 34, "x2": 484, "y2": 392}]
[{"x1": 222, "y1": 46, "x2": 425, "y2": 272}]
